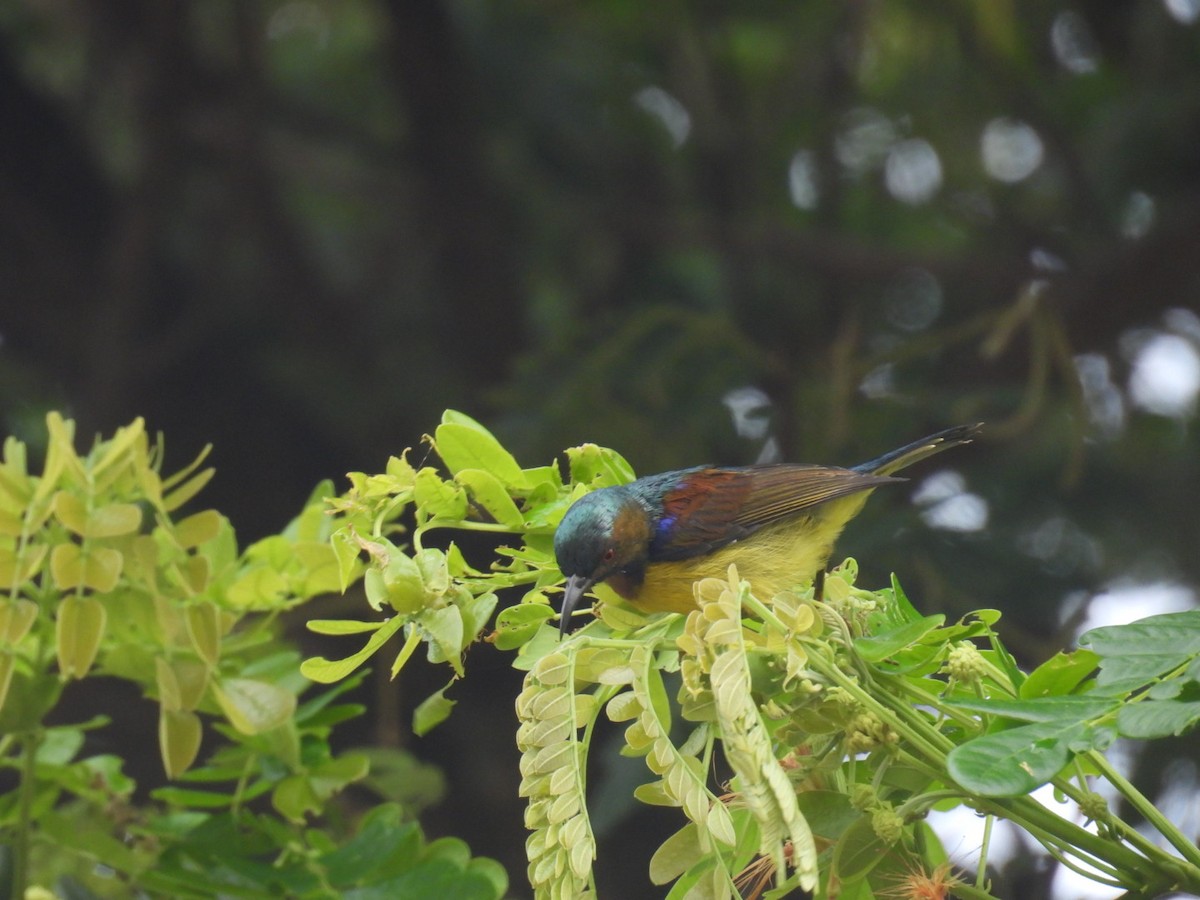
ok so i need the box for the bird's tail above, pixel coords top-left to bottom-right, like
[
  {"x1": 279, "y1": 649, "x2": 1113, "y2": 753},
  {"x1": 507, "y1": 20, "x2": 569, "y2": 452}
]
[{"x1": 853, "y1": 423, "x2": 983, "y2": 477}]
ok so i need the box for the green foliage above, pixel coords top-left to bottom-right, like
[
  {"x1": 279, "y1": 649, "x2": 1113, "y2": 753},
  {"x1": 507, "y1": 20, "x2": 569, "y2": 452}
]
[
  {"x1": 317, "y1": 409, "x2": 1200, "y2": 898},
  {"x1": 0, "y1": 414, "x2": 505, "y2": 900}
]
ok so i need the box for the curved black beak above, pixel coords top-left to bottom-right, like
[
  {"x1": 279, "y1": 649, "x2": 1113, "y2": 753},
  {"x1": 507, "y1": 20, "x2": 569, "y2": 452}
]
[{"x1": 559, "y1": 574, "x2": 595, "y2": 638}]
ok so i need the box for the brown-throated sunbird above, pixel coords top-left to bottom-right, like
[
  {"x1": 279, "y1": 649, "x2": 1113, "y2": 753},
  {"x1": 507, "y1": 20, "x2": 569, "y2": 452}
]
[{"x1": 553, "y1": 424, "x2": 980, "y2": 636}]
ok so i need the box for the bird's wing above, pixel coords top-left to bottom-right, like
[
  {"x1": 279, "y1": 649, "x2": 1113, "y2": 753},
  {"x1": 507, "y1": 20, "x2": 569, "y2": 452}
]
[{"x1": 648, "y1": 465, "x2": 897, "y2": 562}]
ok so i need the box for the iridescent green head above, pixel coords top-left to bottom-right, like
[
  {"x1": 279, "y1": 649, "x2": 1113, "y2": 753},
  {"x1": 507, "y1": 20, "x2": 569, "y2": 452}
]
[{"x1": 553, "y1": 487, "x2": 651, "y2": 636}]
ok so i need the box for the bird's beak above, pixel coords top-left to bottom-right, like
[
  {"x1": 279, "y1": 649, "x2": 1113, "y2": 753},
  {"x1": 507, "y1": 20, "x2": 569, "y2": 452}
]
[{"x1": 559, "y1": 574, "x2": 595, "y2": 639}]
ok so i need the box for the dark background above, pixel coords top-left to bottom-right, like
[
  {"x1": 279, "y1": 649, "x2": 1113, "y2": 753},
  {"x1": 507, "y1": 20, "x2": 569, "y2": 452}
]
[{"x1": 3, "y1": 2, "x2": 1199, "y2": 897}]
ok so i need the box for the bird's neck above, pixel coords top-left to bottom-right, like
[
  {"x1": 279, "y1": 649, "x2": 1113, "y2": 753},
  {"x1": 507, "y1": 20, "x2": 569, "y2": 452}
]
[
  {"x1": 605, "y1": 565, "x2": 645, "y2": 600},
  {"x1": 606, "y1": 497, "x2": 652, "y2": 599}
]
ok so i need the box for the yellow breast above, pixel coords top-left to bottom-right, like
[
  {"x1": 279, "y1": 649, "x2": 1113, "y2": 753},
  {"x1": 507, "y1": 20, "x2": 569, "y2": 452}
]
[{"x1": 626, "y1": 519, "x2": 825, "y2": 614}]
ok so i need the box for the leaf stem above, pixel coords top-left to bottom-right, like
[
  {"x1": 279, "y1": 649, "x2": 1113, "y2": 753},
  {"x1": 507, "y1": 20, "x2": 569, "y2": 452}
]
[
  {"x1": 12, "y1": 729, "x2": 42, "y2": 898},
  {"x1": 1087, "y1": 750, "x2": 1200, "y2": 877},
  {"x1": 977, "y1": 813, "x2": 994, "y2": 890}
]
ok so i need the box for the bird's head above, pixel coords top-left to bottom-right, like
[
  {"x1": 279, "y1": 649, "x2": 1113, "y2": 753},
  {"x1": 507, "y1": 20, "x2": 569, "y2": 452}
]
[{"x1": 553, "y1": 487, "x2": 651, "y2": 636}]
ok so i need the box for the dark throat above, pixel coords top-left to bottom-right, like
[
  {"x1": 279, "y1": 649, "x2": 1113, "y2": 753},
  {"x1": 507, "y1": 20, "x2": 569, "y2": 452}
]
[{"x1": 606, "y1": 560, "x2": 646, "y2": 600}]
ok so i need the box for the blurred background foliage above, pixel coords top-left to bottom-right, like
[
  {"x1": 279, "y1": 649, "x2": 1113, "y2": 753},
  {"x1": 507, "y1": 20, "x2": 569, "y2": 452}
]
[{"x1": 1, "y1": 1, "x2": 1199, "y2": 897}]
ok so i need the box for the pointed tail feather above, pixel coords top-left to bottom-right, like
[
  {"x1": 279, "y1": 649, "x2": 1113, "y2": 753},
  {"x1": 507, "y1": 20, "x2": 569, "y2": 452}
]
[{"x1": 853, "y1": 423, "x2": 983, "y2": 477}]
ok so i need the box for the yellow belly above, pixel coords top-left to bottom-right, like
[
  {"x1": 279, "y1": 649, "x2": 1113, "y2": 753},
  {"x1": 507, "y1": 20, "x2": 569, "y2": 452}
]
[{"x1": 627, "y1": 492, "x2": 871, "y2": 613}]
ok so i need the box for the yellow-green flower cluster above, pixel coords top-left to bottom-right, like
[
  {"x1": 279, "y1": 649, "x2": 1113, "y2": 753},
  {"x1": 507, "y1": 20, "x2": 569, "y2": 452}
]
[
  {"x1": 846, "y1": 710, "x2": 899, "y2": 752},
  {"x1": 607, "y1": 646, "x2": 737, "y2": 854},
  {"x1": 943, "y1": 639, "x2": 988, "y2": 686},
  {"x1": 516, "y1": 650, "x2": 597, "y2": 900},
  {"x1": 677, "y1": 565, "x2": 819, "y2": 892}
]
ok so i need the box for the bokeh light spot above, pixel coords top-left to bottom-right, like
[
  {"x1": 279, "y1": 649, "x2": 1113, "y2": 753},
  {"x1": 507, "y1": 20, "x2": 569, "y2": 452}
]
[
  {"x1": 1164, "y1": 0, "x2": 1200, "y2": 23},
  {"x1": 634, "y1": 86, "x2": 691, "y2": 147},
  {"x1": 1051, "y1": 11, "x2": 1101, "y2": 74},
  {"x1": 1128, "y1": 333, "x2": 1200, "y2": 418},
  {"x1": 884, "y1": 268, "x2": 943, "y2": 332},
  {"x1": 885, "y1": 138, "x2": 942, "y2": 205},
  {"x1": 981, "y1": 118, "x2": 1044, "y2": 183},
  {"x1": 836, "y1": 107, "x2": 897, "y2": 174},
  {"x1": 788, "y1": 150, "x2": 819, "y2": 210},
  {"x1": 1121, "y1": 191, "x2": 1156, "y2": 239}
]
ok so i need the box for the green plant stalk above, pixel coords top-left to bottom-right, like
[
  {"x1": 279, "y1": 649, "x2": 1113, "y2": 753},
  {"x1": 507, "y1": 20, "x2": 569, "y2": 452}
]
[
  {"x1": 981, "y1": 792, "x2": 1161, "y2": 885},
  {"x1": 1028, "y1": 835, "x2": 1125, "y2": 889},
  {"x1": 12, "y1": 729, "x2": 41, "y2": 898},
  {"x1": 885, "y1": 742, "x2": 1140, "y2": 883},
  {"x1": 879, "y1": 670, "x2": 982, "y2": 732},
  {"x1": 976, "y1": 657, "x2": 1019, "y2": 697},
  {"x1": 1086, "y1": 750, "x2": 1200, "y2": 874},
  {"x1": 943, "y1": 880, "x2": 1002, "y2": 900},
  {"x1": 831, "y1": 656, "x2": 1172, "y2": 882},
  {"x1": 740, "y1": 590, "x2": 1171, "y2": 890},
  {"x1": 1049, "y1": 773, "x2": 1190, "y2": 878},
  {"x1": 977, "y1": 813, "x2": 994, "y2": 890},
  {"x1": 230, "y1": 751, "x2": 257, "y2": 816},
  {"x1": 413, "y1": 519, "x2": 522, "y2": 552},
  {"x1": 744, "y1": 592, "x2": 961, "y2": 764}
]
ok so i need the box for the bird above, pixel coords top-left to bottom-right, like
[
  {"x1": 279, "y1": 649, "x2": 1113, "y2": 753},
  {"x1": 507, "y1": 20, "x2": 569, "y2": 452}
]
[{"x1": 553, "y1": 424, "x2": 981, "y2": 636}]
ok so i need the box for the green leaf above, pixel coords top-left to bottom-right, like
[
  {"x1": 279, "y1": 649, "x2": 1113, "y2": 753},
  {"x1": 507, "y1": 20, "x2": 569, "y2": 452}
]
[
  {"x1": 90, "y1": 416, "x2": 145, "y2": 477},
  {"x1": 331, "y1": 526, "x2": 364, "y2": 593},
  {"x1": 86, "y1": 547, "x2": 124, "y2": 592},
  {"x1": 414, "y1": 468, "x2": 468, "y2": 520},
  {"x1": 0, "y1": 670, "x2": 63, "y2": 733},
  {"x1": 151, "y1": 786, "x2": 236, "y2": 808},
  {"x1": 413, "y1": 682, "x2": 457, "y2": 736},
  {"x1": 53, "y1": 490, "x2": 88, "y2": 534},
  {"x1": 38, "y1": 809, "x2": 142, "y2": 875},
  {"x1": 311, "y1": 751, "x2": 371, "y2": 799},
  {"x1": 390, "y1": 629, "x2": 422, "y2": 679},
  {"x1": 435, "y1": 421, "x2": 528, "y2": 488},
  {"x1": 1020, "y1": 649, "x2": 1101, "y2": 698},
  {"x1": 415, "y1": 547, "x2": 451, "y2": 598},
  {"x1": 375, "y1": 551, "x2": 427, "y2": 614},
  {"x1": 649, "y1": 823, "x2": 704, "y2": 885},
  {"x1": 159, "y1": 709, "x2": 202, "y2": 778},
  {"x1": 156, "y1": 656, "x2": 183, "y2": 712},
  {"x1": 1117, "y1": 699, "x2": 1200, "y2": 738},
  {"x1": 887, "y1": 572, "x2": 923, "y2": 622},
  {"x1": 318, "y1": 803, "x2": 421, "y2": 885},
  {"x1": 301, "y1": 615, "x2": 406, "y2": 683},
  {"x1": 457, "y1": 590, "x2": 497, "y2": 643},
  {"x1": 85, "y1": 502, "x2": 143, "y2": 538},
  {"x1": 795, "y1": 791, "x2": 861, "y2": 841},
  {"x1": 173, "y1": 509, "x2": 223, "y2": 548},
  {"x1": 1079, "y1": 609, "x2": 1200, "y2": 695},
  {"x1": 307, "y1": 619, "x2": 385, "y2": 636},
  {"x1": 663, "y1": 860, "x2": 720, "y2": 900},
  {"x1": 831, "y1": 816, "x2": 890, "y2": 883},
  {"x1": 597, "y1": 601, "x2": 652, "y2": 632},
  {"x1": 493, "y1": 603, "x2": 555, "y2": 651},
  {"x1": 212, "y1": 678, "x2": 297, "y2": 735},
  {"x1": 273, "y1": 773, "x2": 320, "y2": 823},
  {"x1": 948, "y1": 718, "x2": 1109, "y2": 796},
  {"x1": 0, "y1": 598, "x2": 38, "y2": 643},
  {"x1": 947, "y1": 695, "x2": 1116, "y2": 724},
  {"x1": 0, "y1": 652, "x2": 13, "y2": 713},
  {"x1": 421, "y1": 606, "x2": 465, "y2": 676},
  {"x1": 186, "y1": 601, "x2": 222, "y2": 667},
  {"x1": 456, "y1": 468, "x2": 525, "y2": 528},
  {"x1": 643, "y1": 664, "x2": 672, "y2": 735},
  {"x1": 855, "y1": 615, "x2": 945, "y2": 662},
  {"x1": 56, "y1": 595, "x2": 106, "y2": 679},
  {"x1": 50, "y1": 543, "x2": 123, "y2": 592},
  {"x1": 565, "y1": 443, "x2": 636, "y2": 487},
  {"x1": 162, "y1": 467, "x2": 215, "y2": 512}
]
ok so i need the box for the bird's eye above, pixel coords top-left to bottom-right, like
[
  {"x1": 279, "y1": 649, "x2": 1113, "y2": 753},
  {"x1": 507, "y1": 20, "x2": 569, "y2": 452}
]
[{"x1": 603, "y1": 548, "x2": 616, "y2": 562}]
